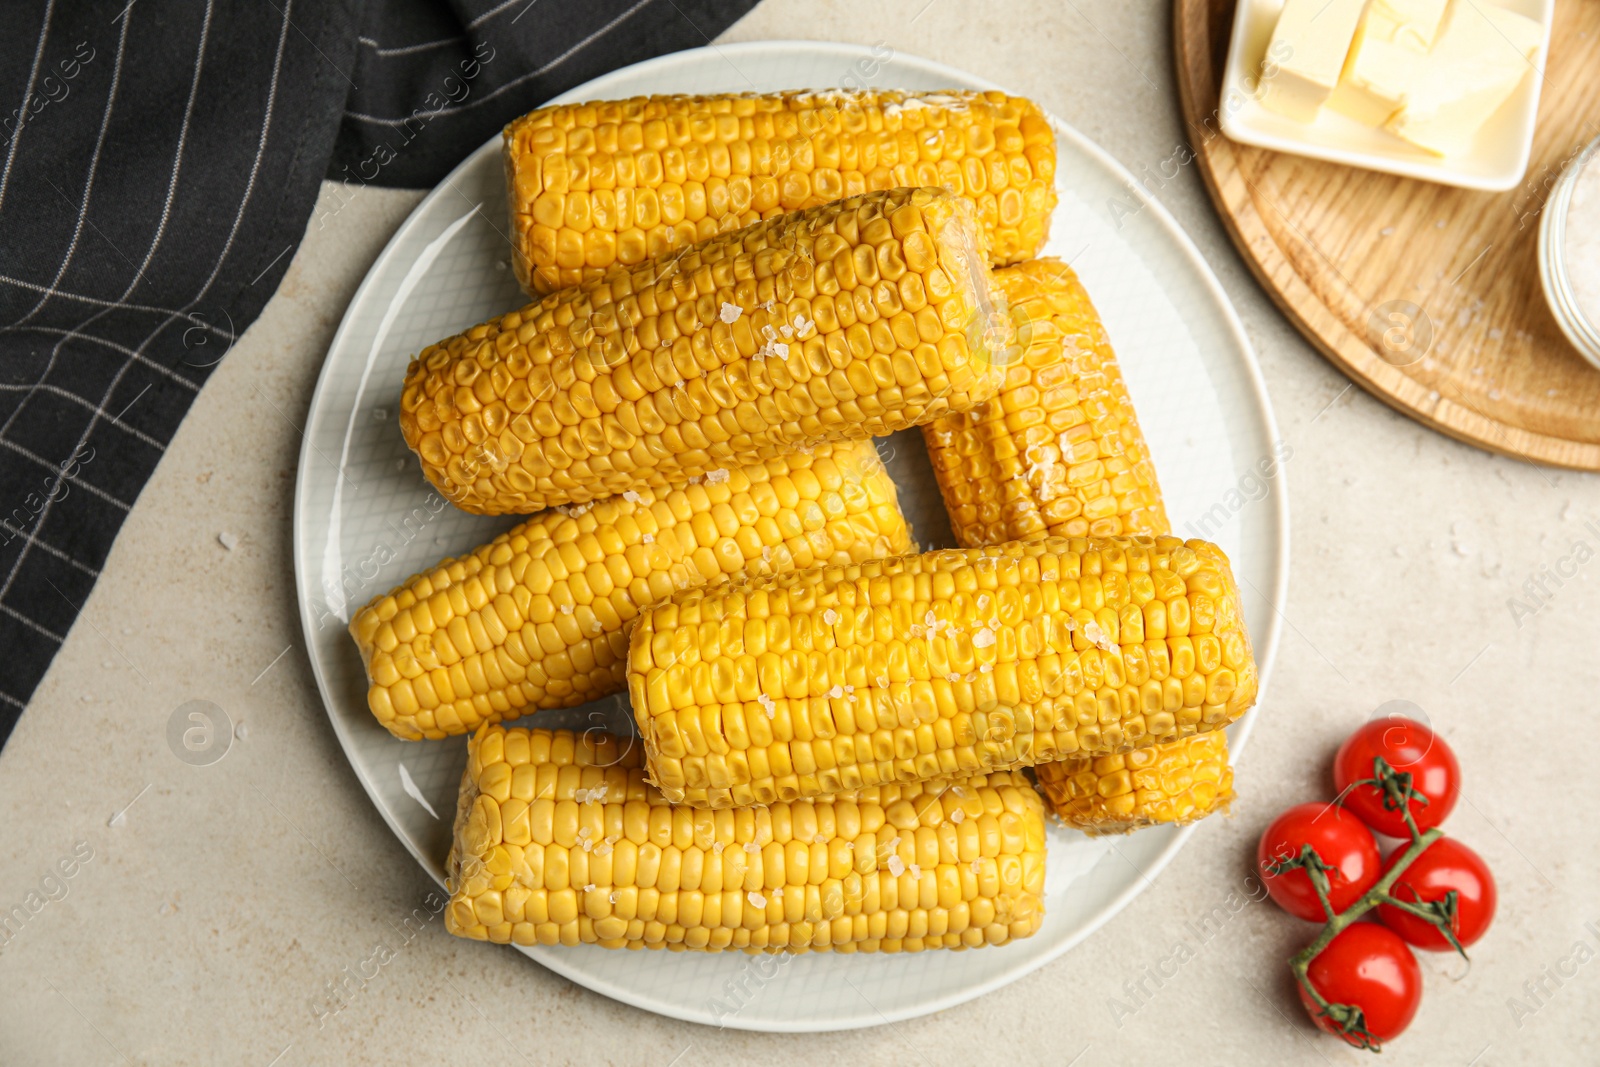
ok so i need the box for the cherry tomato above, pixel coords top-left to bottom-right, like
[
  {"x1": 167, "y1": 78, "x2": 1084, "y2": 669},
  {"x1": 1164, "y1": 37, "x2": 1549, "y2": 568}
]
[
  {"x1": 1334, "y1": 718, "x2": 1460, "y2": 837},
  {"x1": 1258, "y1": 803, "x2": 1382, "y2": 922},
  {"x1": 1377, "y1": 837, "x2": 1496, "y2": 951},
  {"x1": 1299, "y1": 922, "x2": 1422, "y2": 1049}
]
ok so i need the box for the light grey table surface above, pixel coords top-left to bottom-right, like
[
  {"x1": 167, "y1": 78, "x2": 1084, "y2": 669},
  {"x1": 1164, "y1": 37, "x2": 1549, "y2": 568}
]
[{"x1": 1, "y1": 3, "x2": 1595, "y2": 1064}]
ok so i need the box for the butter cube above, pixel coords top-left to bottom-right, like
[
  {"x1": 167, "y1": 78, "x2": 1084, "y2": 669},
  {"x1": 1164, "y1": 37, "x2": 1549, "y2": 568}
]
[
  {"x1": 1258, "y1": 0, "x2": 1369, "y2": 123},
  {"x1": 1363, "y1": 0, "x2": 1451, "y2": 49},
  {"x1": 1329, "y1": 0, "x2": 1451, "y2": 125},
  {"x1": 1386, "y1": 0, "x2": 1542, "y2": 156},
  {"x1": 1330, "y1": 37, "x2": 1421, "y2": 126}
]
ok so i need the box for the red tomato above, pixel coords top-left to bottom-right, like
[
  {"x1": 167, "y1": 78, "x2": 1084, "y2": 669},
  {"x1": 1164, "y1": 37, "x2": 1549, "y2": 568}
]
[
  {"x1": 1377, "y1": 837, "x2": 1497, "y2": 950},
  {"x1": 1258, "y1": 803, "x2": 1382, "y2": 922},
  {"x1": 1299, "y1": 923, "x2": 1422, "y2": 1049},
  {"x1": 1334, "y1": 718, "x2": 1460, "y2": 837}
]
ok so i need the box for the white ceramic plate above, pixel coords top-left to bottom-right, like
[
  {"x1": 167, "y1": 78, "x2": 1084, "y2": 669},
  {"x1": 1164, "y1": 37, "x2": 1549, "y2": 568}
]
[
  {"x1": 1219, "y1": 0, "x2": 1552, "y2": 192},
  {"x1": 293, "y1": 41, "x2": 1287, "y2": 1032}
]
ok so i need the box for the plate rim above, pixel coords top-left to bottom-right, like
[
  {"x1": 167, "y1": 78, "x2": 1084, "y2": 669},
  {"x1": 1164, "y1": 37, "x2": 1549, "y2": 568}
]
[{"x1": 292, "y1": 38, "x2": 1289, "y2": 1033}]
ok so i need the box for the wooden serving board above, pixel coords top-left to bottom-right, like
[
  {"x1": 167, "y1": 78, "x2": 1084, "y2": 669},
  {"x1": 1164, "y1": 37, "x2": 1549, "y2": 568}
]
[{"x1": 1174, "y1": 0, "x2": 1600, "y2": 468}]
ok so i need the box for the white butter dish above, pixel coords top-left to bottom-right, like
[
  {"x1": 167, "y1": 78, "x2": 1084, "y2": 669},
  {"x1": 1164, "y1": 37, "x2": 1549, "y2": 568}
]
[{"x1": 1218, "y1": 0, "x2": 1553, "y2": 191}]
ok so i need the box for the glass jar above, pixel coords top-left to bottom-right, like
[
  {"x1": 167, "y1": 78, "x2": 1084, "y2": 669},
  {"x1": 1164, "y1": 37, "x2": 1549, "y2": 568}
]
[{"x1": 1538, "y1": 135, "x2": 1600, "y2": 371}]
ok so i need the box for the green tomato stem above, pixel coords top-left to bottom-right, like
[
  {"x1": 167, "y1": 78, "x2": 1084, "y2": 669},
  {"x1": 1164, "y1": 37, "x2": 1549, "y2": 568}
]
[
  {"x1": 1291, "y1": 826, "x2": 1444, "y2": 977},
  {"x1": 1289, "y1": 755, "x2": 1451, "y2": 1053},
  {"x1": 1373, "y1": 894, "x2": 1440, "y2": 923}
]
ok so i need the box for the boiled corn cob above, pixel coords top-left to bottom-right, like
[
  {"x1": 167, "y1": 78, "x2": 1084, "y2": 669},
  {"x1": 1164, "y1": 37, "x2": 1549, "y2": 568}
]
[
  {"x1": 1035, "y1": 730, "x2": 1232, "y2": 835},
  {"x1": 400, "y1": 188, "x2": 1013, "y2": 516},
  {"x1": 923, "y1": 259, "x2": 1168, "y2": 547},
  {"x1": 445, "y1": 724, "x2": 1047, "y2": 952},
  {"x1": 627, "y1": 535, "x2": 1258, "y2": 808},
  {"x1": 350, "y1": 440, "x2": 912, "y2": 740},
  {"x1": 922, "y1": 268, "x2": 1233, "y2": 832},
  {"x1": 505, "y1": 89, "x2": 1057, "y2": 294}
]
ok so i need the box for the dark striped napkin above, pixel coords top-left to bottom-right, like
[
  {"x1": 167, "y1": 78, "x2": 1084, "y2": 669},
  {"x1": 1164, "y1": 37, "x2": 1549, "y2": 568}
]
[{"x1": 0, "y1": 0, "x2": 759, "y2": 748}]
